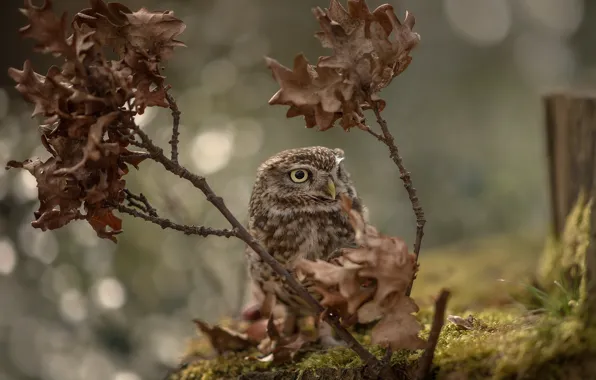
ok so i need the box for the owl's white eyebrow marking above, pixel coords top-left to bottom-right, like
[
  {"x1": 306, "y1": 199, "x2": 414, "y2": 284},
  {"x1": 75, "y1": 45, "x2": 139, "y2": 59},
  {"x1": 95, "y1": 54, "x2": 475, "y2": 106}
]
[{"x1": 335, "y1": 156, "x2": 345, "y2": 165}]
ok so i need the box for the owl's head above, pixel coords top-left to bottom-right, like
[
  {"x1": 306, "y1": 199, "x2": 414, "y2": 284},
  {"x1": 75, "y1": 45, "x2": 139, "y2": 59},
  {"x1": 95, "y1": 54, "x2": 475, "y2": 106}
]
[{"x1": 251, "y1": 146, "x2": 358, "y2": 209}]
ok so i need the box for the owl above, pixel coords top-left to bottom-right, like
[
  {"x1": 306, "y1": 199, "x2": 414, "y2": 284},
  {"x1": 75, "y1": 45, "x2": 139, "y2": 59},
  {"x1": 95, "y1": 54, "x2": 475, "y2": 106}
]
[{"x1": 245, "y1": 146, "x2": 367, "y2": 329}]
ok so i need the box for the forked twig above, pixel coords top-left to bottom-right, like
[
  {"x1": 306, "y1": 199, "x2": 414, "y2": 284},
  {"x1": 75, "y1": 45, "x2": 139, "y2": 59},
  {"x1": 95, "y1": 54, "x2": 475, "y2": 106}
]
[
  {"x1": 116, "y1": 204, "x2": 237, "y2": 238},
  {"x1": 124, "y1": 189, "x2": 158, "y2": 217}
]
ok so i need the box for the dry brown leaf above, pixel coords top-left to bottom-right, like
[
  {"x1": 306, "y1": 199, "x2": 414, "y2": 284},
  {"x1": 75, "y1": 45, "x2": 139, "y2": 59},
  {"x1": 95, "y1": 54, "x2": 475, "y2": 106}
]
[
  {"x1": 267, "y1": 0, "x2": 417, "y2": 131},
  {"x1": 123, "y1": 8, "x2": 187, "y2": 60},
  {"x1": 313, "y1": 0, "x2": 420, "y2": 93},
  {"x1": 193, "y1": 319, "x2": 257, "y2": 356},
  {"x1": 19, "y1": 0, "x2": 72, "y2": 58},
  {"x1": 371, "y1": 294, "x2": 426, "y2": 350},
  {"x1": 266, "y1": 54, "x2": 346, "y2": 131},
  {"x1": 295, "y1": 193, "x2": 424, "y2": 350},
  {"x1": 8, "y1": 61, "x2": 70, "y2": 118},
  {"x1": 74, "y1": 0, "x2": 185, "y2": 113},
  {"x1": 254, "y1": 316, "x2": 313, "y2": 364},
  {"x1": 7, "y1": 0, "x2": 182, "y2": 241}
]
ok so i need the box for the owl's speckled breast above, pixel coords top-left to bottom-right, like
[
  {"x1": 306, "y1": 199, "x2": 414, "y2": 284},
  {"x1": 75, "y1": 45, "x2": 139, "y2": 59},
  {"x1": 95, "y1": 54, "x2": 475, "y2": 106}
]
[{"x1": 255, "y1": 204, "x2": 354, "y2": 264}]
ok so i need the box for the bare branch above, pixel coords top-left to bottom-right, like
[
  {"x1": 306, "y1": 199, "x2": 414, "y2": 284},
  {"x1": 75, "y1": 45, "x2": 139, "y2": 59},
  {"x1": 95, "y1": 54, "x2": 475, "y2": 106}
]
[
  {"x1": 124, "y1": 189, "x2": 158, "y2": 217},
  {"x1": 416, "y1": 289, "x2": 450, "y2": 380},
  {"x1": 115, "y1": 204, "x2": 237, "y2": 238},
  {"x1": 166, "y1": 92, "x2": 181, "y2": 164},
  {"x1": 369, "y1": 99, "x2": 426, "y2": 297},
  {"x1": 125, "y1": 111, "x2": 384, "y2": 375}
]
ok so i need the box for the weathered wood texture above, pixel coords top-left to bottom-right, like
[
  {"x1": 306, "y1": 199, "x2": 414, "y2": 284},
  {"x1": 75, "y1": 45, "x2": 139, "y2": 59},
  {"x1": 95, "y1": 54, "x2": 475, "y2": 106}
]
[{"x1": 544, "y1": 92, "x2": 596, "y2": 323}]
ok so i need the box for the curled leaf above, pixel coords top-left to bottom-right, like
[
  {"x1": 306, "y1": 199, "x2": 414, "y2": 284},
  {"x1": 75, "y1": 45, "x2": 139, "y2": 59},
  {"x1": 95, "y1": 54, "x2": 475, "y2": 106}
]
[
  {"x1": 295, "y1": 193, "x2": 424, "y2": 350},
  {"x1": 7, "y1": 0, "x2": 184, "y2": 240},
  {"x1": 193, "y1": 319, "x2": 257, "y2": 355}
]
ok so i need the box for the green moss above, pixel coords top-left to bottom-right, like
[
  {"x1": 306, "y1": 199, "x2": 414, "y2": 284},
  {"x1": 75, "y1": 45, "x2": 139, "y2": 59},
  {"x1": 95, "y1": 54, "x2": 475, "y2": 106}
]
[
  {"x1": 431, "y1": 308, "x2": 596, "y2": 379},
  {"x1": 169, "y1": 228, "x2": 596, "y2": 379},
  {"x1": 169, "y1": 351, "x2": 271, "y2": 380},
  {"x1": 538, "y1": 193, "x2": 591, "y2": 311},
  {"x1": 171, "y1": 308, "x2": 596, "y2": 380}
]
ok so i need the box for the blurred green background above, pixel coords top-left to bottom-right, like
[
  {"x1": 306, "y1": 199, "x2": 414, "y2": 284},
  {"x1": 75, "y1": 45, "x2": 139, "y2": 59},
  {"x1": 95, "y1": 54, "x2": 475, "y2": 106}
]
[{"x1": 0, "y1": 0, "x2": 594, "y2": 379}]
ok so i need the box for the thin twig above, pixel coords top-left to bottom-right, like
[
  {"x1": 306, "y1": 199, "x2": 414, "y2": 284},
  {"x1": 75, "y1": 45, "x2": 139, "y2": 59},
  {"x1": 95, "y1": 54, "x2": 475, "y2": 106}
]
[
  {"x1": 124, "y1": 106, "x2": 386, "y2": 376},
  {"x1": 416, "y1": 289, "x2": 450, "y2": 380},
  {"x1": 369, "y1": 99, "x2": 426, "y2": 297},
  {"x1": 361, "y1": 124, "x2": 385, "y2": 142},
  {"x1": 127, "y1": 137, "x2": 146, "y2": 149},
  {"x1": 166, "y1": 92, "x2": 181, "y2": 164},
  {"x1": 124, "y1": 189, "x2": 158, "y2": 217},
  {"x1": 116, "y1": 204, "x2": 237, "y2": 238}
]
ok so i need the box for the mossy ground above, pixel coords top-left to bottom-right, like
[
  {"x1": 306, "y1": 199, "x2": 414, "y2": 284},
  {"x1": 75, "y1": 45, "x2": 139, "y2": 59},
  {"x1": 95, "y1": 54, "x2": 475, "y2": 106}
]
[
  {"x1": 168, "y1": 203, "x2": 595, "y2": 380},
  {"x1": 169, "y1": 305, "x2": 596, "y2": 380}
]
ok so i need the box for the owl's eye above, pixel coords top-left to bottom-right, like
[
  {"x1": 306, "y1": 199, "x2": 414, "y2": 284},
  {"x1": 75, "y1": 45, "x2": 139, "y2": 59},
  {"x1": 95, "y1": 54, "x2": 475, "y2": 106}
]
[{"x1": 289, "y1": 169, "x2": 309, "y2": 183}]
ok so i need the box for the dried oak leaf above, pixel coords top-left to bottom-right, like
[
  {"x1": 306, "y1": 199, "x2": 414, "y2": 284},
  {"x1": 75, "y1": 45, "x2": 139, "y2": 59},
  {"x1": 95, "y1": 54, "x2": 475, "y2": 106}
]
[
  {"x1": 86, "y1": 205, "x2": 122, "y2": 242},
  {"x1": 76, "y1": 0, "x2": 185, "y2": 60},
  {"x1": 313, "y1": 0, "x2": 420, "y2": 93},
  {"x1": 8, "y1": 61, "x2": 71, "y2": 118},
  {"x1": 266, "y1": 54, "x2": 345, "y2": 131},
  {"x1": 18, "y1": 0, "x2": 72, "y2": 58},
  {"x1": 266, "y1": 54, "x2": 386, "y2": 132},
  {"x1": 193, "y1": 319, "x2": 257, "y2": 356},
  {"x1": 294, "y1": 257, "x2": 373, "y2": 320},
  {"x1": 255, "y1": 316, "x2": 312, "y2": 364},
  {"x1": 266, "y1": 0, "x2": 416, "y2": 131},
  {"x1": 123, "y1": 8, "x2": 187, "y2": 60},
  {"x1": 6, "y1": 157, "x2": 84, "y2": 231},
  {"x1": 74, "y1": 0, "x2": 185, "y2": 112}
]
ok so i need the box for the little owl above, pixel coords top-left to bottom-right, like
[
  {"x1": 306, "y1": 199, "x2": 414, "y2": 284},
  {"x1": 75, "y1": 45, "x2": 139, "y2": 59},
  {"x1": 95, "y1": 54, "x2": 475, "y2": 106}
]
[{"x1": 245, "y1": 146, "x2": 367, "y2": 328}]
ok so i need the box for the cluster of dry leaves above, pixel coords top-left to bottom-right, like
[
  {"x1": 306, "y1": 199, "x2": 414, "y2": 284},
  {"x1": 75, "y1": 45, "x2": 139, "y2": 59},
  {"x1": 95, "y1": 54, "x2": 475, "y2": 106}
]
[
  {"x1": 266, "y1": 0, "x2": 419, "y2": 131},
  {"x1": 295, "y1": 195, "x2": 425, "y2": 350},
  {"x1": 6, "y1": 0, "x2": 185, "y2": 241},
  {"x1": 192, "y1": 195, "x2": 425, "y2": 364}
]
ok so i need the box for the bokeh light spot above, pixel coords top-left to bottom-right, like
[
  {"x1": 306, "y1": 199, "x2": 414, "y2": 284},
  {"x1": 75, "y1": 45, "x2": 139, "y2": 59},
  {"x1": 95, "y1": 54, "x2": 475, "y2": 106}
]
[
  {"x1": 521, "y1": 0, "x2": 583, "y2": 36},
  {"x1": 113, "y1": 371, "x2": 141, "y2": 380},
  {"x1": 0, "y1": 239, "x2": 17, "y2": 275},
  {"x1": 200, "y1": 59, "x2": 238, "y2": 95},
  {"x1": 93, "y1": 277, "x2": 127, "y2": 310},
  {"x1": 190, "y1": 130, "x2": 234, "y2": 175},
  {"x1": 444, "y1": 0, "x2": 511, "y2": 46},
  {"x1": 59, "y1": 289, "x2": 88, "y2": 322}
]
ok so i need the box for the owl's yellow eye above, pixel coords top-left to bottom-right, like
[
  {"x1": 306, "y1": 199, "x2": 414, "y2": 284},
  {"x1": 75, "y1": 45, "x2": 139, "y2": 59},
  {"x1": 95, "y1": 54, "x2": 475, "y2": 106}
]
[{"x1": 289, "y1": 169, "x2": 309, "y2": 183}]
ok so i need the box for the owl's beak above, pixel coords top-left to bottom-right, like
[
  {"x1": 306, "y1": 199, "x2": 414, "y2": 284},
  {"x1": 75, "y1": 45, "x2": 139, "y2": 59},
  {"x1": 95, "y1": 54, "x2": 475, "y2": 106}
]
[{"x1": 327, "y1": 178, "x2": 337, "y2": 200}]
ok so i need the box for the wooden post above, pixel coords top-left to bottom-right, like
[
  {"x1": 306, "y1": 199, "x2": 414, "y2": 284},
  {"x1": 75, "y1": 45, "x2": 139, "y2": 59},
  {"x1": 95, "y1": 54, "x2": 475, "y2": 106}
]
[{"x1": 544, "y1": 92, "x2": 596, "y2": 324}]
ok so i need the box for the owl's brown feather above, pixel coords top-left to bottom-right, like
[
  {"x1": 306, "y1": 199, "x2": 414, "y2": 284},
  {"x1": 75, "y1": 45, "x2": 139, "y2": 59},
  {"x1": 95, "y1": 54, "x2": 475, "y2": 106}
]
[{"x1": 245, "y1": 146, "x2": 367, "y2": 318}]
